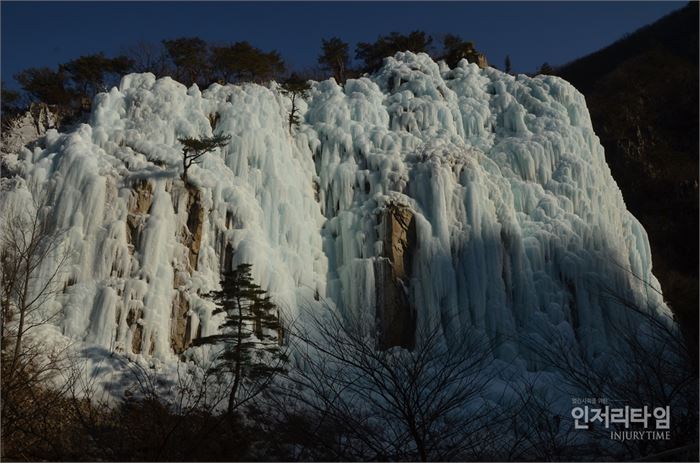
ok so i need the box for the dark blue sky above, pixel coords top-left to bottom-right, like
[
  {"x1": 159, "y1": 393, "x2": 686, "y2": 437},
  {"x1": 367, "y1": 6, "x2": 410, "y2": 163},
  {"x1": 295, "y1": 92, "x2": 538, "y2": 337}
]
[{"x1": 1, "y1": 1, "x2": 686, "y2": 90}]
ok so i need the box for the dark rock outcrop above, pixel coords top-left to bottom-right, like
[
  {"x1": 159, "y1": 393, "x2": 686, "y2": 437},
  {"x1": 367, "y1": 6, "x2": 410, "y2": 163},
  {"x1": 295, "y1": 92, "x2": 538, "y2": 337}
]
[
  {"x1": 171, "y1": 287, "x2": 192, "y2": 354},
  {"x1": 375, "y1": 203, "x2": 417, "y2": 350},
  {"x1": 126, "y1": 180, "x2": 153, "y2": 246},
  {"x1": 184, "y1": 185, "x2": 205, "y2": 271}
]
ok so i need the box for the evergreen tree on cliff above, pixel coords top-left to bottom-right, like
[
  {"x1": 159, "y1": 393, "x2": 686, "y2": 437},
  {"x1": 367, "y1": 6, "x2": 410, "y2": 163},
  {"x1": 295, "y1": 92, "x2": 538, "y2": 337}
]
[
  {"x1": 193, "y1": 263, "x2": 286, "y2": 416},
  {"x1": 281, "y1": 74, "x2": 311, "y2": 133},
  {"x1": 178, "y1": 134, "x2": 231, "y2": 183}
]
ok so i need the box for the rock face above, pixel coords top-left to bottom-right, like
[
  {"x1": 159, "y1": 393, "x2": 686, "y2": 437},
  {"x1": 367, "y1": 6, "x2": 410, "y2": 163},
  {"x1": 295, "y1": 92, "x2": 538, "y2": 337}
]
[
  {"x1": 124, "y1": 180, "x2": 153, "y2": 355},
  {"x1": 126, "y1": 180, "x2": 153, "y2": 246},
  {"x1": 474, "y1": 54, "x2": 488, "y2": 69},
  {"x1": 170, "y1": 283, "x2": 192, "y2": 355},
  {"x1": 375, "y1": 203, "x2": 417, "y2": 349},
  {"x1": 184, "y1": 185, "x2": 205, "y2": 271},
  {"x1": 1, "y1": 103, "x2": 60, "y2": 161},
  {"x1": 172, "y1": 184, "x2": 205, "y2": 353}
]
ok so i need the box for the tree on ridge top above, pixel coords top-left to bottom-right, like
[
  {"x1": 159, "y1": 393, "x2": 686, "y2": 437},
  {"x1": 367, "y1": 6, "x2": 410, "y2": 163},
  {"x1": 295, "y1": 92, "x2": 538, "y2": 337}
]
[
  {"x1": 211, "y1": 41, "x2": 286, "y2": 84},
  {"x1": 318, "y1": 37, "x2": 350, "y2": 84},
  {"x1": 163, "y1": 37, "x2": 210, "y2": 86},
  {"x1": 356, "y1": 30, "x2": 433, "y2": 73}
]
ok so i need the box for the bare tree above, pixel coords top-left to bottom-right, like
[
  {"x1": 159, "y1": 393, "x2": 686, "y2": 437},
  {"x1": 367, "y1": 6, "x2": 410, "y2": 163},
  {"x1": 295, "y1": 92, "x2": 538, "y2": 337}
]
[
  {"x1": 0, "y1": 340, "x2": 78, "y2": 460},
  {"x1": 0, "y1": 195, "x2": 74, "y2": 459},
  {"x1": 498, "y1": 375, "x2": 595, "y2": 461},
  {"x1": 273, "y1": 306, "x2": 511, "y2": 461},
  {"x1": 0, "y1": 196, "x2": 70, "y2": 380},
  {"x1": 121, "y1": 40, "x2": 171, "y2": 77},
  {"x1": 519, "y1": 268, "x2": 699, "y2": 461}
]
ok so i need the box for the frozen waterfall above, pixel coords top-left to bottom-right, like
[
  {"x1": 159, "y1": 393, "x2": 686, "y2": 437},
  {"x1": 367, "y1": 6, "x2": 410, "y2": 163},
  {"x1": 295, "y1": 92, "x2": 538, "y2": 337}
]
[{"x1": 0, "y1": 52, "x2": 667, "y2": 375}]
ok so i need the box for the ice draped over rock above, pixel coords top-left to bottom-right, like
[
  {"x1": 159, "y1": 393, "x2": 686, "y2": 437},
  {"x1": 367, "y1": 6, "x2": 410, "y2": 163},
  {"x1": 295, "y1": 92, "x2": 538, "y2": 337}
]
[{"x1": 0, "y1": 52, "x2": 666, "y2": 369}]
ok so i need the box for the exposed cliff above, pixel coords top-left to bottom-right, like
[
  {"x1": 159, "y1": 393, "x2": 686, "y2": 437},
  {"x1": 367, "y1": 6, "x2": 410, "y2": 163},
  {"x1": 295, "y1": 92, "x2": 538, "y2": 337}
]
[{"x1": 1, "y1": 103, "x2": 60, "y2": 164}]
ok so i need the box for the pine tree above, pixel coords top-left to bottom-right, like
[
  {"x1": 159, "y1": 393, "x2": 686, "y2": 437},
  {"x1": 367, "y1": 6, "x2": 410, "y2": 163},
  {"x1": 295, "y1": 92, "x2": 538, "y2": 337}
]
[
  {"x1": 194, "y1": 263, "x2": 286, "y2": 416},
  {"x1": 537, "y1": 62, "x2": 555, "y2": 75},
  {"x1": 177, "y1": 134, "x2": 231, "y2": 183},
  {"x1": 441, "y1": 34, "x2": 483, "y2": 68},
  {"x1": 505, "y1": 55, "x2": 512, "y2": 74},
  {"x1": 280, "y1": 74, "x2": 310, "y2": 133}
]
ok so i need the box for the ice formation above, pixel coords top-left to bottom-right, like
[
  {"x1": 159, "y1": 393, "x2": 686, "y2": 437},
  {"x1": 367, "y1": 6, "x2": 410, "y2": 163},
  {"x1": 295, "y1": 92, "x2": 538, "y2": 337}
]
[{"x1": 0, "y1": 52, "x2": 667, "y2": 375}]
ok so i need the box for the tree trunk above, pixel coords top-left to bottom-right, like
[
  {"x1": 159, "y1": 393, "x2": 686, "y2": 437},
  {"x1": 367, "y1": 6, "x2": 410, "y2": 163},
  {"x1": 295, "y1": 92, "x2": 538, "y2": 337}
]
[
  {"x1": 288, "y1": 94, "x2": 296, "y2": 133},
  {"x1": 227, "y1": 295, "x2": 244, "y2": 416},
  {"x1": 9, "y1": 253, "x2": 31, "y2": 380}
]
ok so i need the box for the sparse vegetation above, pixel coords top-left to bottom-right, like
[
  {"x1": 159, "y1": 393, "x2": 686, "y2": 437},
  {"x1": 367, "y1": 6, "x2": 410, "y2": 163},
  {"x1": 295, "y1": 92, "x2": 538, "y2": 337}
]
[{"x1": 274, "y1": 308, "x2": 506, "y2": 461}]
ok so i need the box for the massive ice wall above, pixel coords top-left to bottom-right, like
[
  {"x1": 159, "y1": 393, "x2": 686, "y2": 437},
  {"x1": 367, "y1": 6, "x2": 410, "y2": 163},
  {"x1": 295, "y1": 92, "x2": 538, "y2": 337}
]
[{"x1": 0, "y1": 52, "x2": 666, "y2": 368}]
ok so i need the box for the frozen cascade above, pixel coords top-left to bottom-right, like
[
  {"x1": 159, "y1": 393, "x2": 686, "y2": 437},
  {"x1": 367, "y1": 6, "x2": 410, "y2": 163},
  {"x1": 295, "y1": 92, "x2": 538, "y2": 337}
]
[{"x1": 0, "y1": 52, "x2": 666, "y2": 375}]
